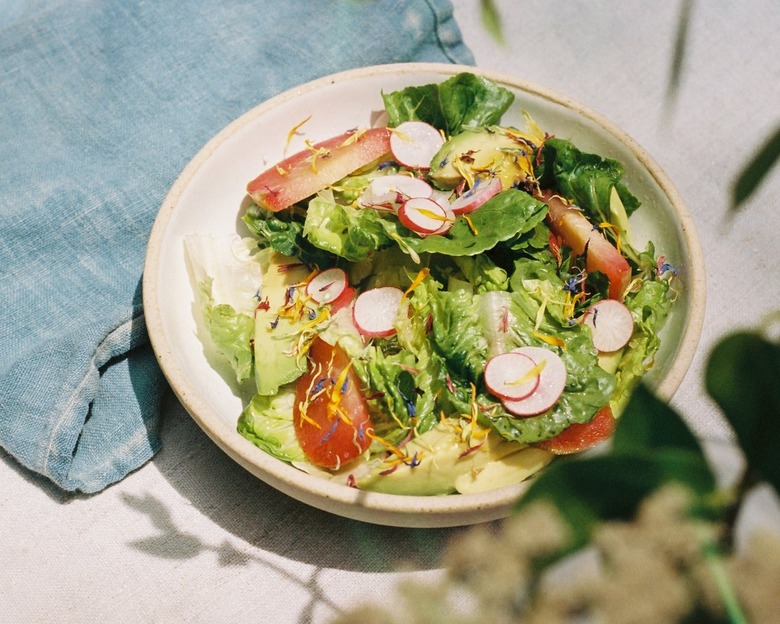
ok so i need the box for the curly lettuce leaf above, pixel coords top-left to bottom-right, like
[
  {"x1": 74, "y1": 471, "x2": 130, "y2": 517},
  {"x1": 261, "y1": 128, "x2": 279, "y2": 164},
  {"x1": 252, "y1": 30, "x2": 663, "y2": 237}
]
[
  {"x1": 237, "y1": 389, "x2": 306, "y2": 462},
  {"x1": 428, "y1": 280, "x2": 615, "y2": 443},
  {"x1": 429, "y1": 287, "x2": 492, "y2": 382},
  {"x1": 185, "y1": 234, "x2": 262, "y2": 384},
  {"x1": 611, "y1": 278, "x2": 673, "y2": 413},
  {"x1": 242, "y1": 202, "x2": 334, "y2": 266},
  {"x1": 303, "y1": 192, "x2": 393, "y2": 262}
]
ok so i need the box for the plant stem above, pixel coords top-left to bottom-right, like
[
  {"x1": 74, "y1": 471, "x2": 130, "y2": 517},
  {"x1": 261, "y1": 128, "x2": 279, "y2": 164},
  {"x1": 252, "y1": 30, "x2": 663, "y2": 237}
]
[
  {"x1": 701, "y1": 539, "x2": 750, "y2": 624},
  {"x1": 719, "y1": 466, "x2": 761, "y2": 550}
]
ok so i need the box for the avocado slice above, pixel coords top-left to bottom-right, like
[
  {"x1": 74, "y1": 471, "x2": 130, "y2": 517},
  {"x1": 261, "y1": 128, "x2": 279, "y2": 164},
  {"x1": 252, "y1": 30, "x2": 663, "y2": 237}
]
[
  {"x1": 454, "y1": 446, "x2": 553, "y2": 494},
  {"x1": 253, "y1": 252, "x2": 311, "y2": 396},
  {"x1": 429, "y1": 125, "x2": 543, "y2": 191},
  {"x1": 357, "y1": 423, "x2": 551, "y2": 496}
]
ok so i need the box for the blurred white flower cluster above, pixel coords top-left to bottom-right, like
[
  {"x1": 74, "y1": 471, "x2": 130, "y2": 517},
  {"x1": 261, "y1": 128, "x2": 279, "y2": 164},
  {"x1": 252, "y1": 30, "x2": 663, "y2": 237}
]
[{"x1": 332, "y1": 485, "x2": 780, "y2": 624}]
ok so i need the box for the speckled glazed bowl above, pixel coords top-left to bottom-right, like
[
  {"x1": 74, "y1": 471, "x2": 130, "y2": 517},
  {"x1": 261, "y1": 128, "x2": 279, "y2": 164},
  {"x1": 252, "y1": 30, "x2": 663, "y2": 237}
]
[{"x1": 143, "y1": 63, "x2": 705, "y2": 528}]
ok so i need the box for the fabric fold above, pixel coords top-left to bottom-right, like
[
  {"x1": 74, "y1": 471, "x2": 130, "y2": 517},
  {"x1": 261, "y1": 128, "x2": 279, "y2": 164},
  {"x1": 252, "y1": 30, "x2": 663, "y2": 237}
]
[{"x1": 0, "y1": 0, "x2": 474, "y2": 492}]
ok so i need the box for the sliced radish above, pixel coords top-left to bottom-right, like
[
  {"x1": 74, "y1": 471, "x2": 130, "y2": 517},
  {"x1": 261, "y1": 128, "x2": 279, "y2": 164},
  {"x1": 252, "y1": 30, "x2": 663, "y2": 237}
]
[
  {"x1": 430, "y1": 188, "x2": 454, "y2": 209},
  {"x1": 306, "y1": 267, "x2": 348, "y2": 305},
  {"x1": 330, "y1": 285, "x2": 355, "y2": 313},
  {"x1": 431, "y1": 205, "x2": 456, "y2": 236},
  {"x1": 449, "y1": 177, "x2": 503, "y2": 215},
  {"x1": 484, "y1": 351, "x2": 540, "y2": 401},
  {"x1": 398, "y1": 197, "x2": 454, "y2": 236},
  {"x1": 502, "y1": 346, "x2": 567, "y2": 417},
  {"x1": 581, "y1": 299, "x2": 634, "y2": 352},
  {"x1": 352, "y1": 286, "x2": 404, "y2": 338},
  {"x1": 358, "y1": 174, "x2": 432, "y2": 210},
  {"x1": 390, "y1": 121, "x2": 444, "y2": 170},
  {"x1": 369, "y1": 174, "x2": 432, "y2": 199}
]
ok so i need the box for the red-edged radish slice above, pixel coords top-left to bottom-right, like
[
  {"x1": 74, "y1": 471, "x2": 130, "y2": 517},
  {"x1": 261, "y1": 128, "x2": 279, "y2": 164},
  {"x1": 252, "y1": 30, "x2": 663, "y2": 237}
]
[
  {"x1": 502, "y1": 346, "x2": 567, "y2": 416},
  {"x1": 369, "y1": 174, "x2": 432, "y2": 199},
  {"x1": 330, "y1": 285, "x2": 355, "y2": 313},
  {"x1": 430, "y1": 205, "x2": 456, "y2": 236},
  {"x1": 306, "y1": 267, "x2": 348, "y2": 305},
  {"x1": 358, "y1": 174, "x2": 432, "y2": 210},
  {"x1": 352, "y1": 286, "x2": 404, "y2": 338},
  {"x1": 398, "y1": 197, "x2": 453, "y2": 236},
  {"x1": 430, "y1": 188, "x2": 454, "y2": 209},
  {"x1": 449, "y1": 177, "x2": 502, "y2": 215},
  {"x1": 390, "y1": 121, "x2": 444, "y2": 170},
  {"x1": 581, "y1": 299, "x2": 634, "y2": 352},
  {"x1": 484, "y1": 351, "x2": 541, "y2": 401}
]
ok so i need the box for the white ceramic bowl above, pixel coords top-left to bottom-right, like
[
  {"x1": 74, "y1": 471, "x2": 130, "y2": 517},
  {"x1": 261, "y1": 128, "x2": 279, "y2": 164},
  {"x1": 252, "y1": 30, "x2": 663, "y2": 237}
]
[{"x1": 143, "y1": 63, "x2": 705, "y2": 528}]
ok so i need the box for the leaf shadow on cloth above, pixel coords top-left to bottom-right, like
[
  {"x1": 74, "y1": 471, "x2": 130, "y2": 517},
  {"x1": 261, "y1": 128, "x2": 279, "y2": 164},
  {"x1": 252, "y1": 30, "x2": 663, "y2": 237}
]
[{"x1": 139, "y1": 391, "x2": 475, "y2": 574}]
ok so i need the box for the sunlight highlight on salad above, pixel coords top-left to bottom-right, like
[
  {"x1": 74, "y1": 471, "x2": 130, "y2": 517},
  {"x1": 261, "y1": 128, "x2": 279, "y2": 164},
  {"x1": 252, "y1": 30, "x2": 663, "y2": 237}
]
[{"x1": 185, "y1": 73, "x2": 679, "y2": 496}]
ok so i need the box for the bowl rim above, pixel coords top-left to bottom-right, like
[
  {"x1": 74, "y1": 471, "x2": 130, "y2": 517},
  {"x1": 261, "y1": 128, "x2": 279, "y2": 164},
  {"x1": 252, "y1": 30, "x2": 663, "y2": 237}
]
[{"x1": 142, "y1": 62, "x2": 706, "y2": 527}]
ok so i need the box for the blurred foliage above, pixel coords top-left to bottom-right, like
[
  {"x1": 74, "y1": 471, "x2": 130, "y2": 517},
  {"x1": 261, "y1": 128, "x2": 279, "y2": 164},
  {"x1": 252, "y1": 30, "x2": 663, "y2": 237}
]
[
  {"x1": 478, "y1": 0, "x2": 504, "y2": 45},
  {"x1": 518, "y1": 329, "x2": 780, "y2": 541},
  {"x1": 667, "y1": 0, "x2": 694, "y2": 105},
  {"x1": 479, "y1": 0, "x2": 780, "y2": 212},
  {"x1": 731, "y1": 124, "x2": 780, "y2": 211},
  {"x1": 514, "y1": 328, "x2": 780, "y2": 622}
]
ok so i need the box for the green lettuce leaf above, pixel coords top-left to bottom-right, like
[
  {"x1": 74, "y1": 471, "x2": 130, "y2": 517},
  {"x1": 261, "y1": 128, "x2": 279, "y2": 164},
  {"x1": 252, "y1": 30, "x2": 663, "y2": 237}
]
[
  {"x1": 535, "y1": 137, "x2": 641, "y2": 221},
  {"x1": 242, "y1": 203, "x2": 334, "y2": 266},
  {"x1": 185, "y1": 234, "x2": 263, "y2": 384},
  {"x1": 427, "y1": 281, "x2": 615, "y2": 443},
  {"x1": 611, "y1": 278, "x2": 673, "y2": 413},
  {"x1": 509, "y1": 256, "x2": 570, "y2": 326},
  {"x1": 450, "y1": 254, "x2": 509, "y2": 293},
  {"x1": 304, "y1": 192, "x2": 393, "y2": 262},
  {"x1": 392, "y1": 190, "x2": 547, "y2": 258},
  {"x1": 382, "y1": 72, "x2": 515, "y2": 135},
  {"x1": 429, "y1": 287, "x2": 492, "y2": 382},
  {"x1": 237, "y1": 389, "x2": 306, "y2": 462},
  {"x1": 199, "y1": 287, "x2": 255, "y2": 384}
]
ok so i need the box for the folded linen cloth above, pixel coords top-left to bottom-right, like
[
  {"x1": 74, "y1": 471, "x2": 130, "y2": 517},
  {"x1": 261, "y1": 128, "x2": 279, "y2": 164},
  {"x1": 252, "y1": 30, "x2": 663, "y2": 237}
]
[{"x1": 0, "y1": 0, "x2": 473, "y2": 493}]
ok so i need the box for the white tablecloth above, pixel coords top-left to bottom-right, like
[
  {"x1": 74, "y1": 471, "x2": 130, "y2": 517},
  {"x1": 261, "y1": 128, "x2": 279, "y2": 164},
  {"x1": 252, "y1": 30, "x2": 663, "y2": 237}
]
[{"x1": 3, "y1": 2, "x2": 780, "y2": 622}]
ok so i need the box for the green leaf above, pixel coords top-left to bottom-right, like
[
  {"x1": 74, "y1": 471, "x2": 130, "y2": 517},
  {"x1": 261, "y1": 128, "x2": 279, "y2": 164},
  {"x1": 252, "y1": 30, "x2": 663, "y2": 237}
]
[
  {"x1": 242, "y1": 203, "x2": 334, "y2": 266},
  {"x1": 705, "y1": 331, "x2": 780, "y2": 494},
  {"x1": 730, "y1": 123, "x2": 780, "y2": 211},
  {"x1": 202, "y1": 301, "x2": 255, "y2": 384},
  {"x1": 667, "y1": 0, "x2": 694, "y2": 101},
  {"x1": 610, "y1": 280, "x2": 673, "y2": 413},
  {"x1": 612, "y1": 383, "x2": 703, "y2": 455},
  {"x1": 381, "y1": 72, "x2": 514, "y2": 136},
  {"x1": 404, "y1": 189, "x2": 547, "y2": 257},
  {"x1": 304, "y1": 195, "x2": 393, "y2": 262},
  {"x1": 516, "y1": 450, "x2": 716, "y2": 550},
  {"x1": 535, "y1": 137, "x2": 641, "y2": 220},
  {"x1": 479, "y1": 0, "x2": 505, "y2": 44},
  {"x1": 237, "y1": 390, "x2": 307, "y2": 463}
]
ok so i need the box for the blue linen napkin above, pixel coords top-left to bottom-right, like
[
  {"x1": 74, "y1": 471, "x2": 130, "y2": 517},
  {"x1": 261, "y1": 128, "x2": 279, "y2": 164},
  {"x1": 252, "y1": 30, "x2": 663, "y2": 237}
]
[{"x1": 0, "y1": 0, "x2": 474, "y2": 493}]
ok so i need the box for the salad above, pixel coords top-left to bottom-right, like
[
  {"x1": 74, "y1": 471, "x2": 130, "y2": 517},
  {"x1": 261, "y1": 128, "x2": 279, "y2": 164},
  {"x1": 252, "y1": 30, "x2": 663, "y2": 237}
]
[{"x1": 185, "y1": 73, "x2": 677, "y2": 496}]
